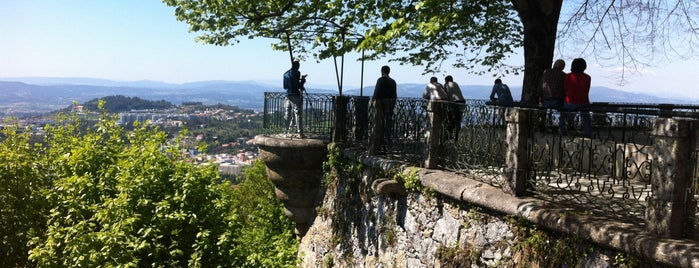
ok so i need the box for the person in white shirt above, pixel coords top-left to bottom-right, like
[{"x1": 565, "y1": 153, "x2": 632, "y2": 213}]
[
  {"x1": 444, "y1": 75, "x2": 465, "y2": 140},
  {"x1": 444, "y1": 75, "x2": 465, "y2": 103},
  {"x1": 422, "y1": 76, "x2": 447, "y2": 100}
]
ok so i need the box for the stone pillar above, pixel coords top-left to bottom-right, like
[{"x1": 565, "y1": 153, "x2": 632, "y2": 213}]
[
  {"x1": 332, "y1": 96, "x2": 350, "y2": 143},
  {"x1": 425, "y1": 101, "x2": 447, "y2": 169},
  {"x1": 354, "y1": 96, "x2": 370, "y2": 142},
  {"x1": 255, "y1": 135, "x2": 328, "y2": 237},
  {"x1": 502, "y1": 108, "x2": 531, "y2": 196},
  {"x1": 646, "y1": 118, "x2": 696, "y2": 238}
]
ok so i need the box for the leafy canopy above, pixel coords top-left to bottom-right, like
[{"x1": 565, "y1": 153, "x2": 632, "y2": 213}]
[{"x1": 163, "y1": 0, "x2": 523, "y2": 75}]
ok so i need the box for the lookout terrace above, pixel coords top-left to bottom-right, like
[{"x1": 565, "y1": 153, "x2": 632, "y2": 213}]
[{"x1": 256, "y1": 92, "x2": 699, "y2": 267}]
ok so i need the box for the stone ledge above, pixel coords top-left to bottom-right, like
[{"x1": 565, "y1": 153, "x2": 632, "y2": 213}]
[{"x1": 417, "y1": 168, "x2": 699, "y2": 268}]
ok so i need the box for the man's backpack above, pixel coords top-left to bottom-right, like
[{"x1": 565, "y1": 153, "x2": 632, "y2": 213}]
[{"x1": 283, "y1": 70, "x2": 292, "y2": 90}]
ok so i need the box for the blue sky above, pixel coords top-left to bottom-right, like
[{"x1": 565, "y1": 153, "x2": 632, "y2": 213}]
[{"x1": 1, "y1": 1, "x2": 698, "y2": 99}]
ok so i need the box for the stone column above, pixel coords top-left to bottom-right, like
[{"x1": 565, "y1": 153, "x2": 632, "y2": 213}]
[
  {"x1": 354, "y1": 96, "x2": 370, "y2": 142},
  {"x1": 424, "y1": 101, "x2": 446, "y2": 169},
  {"x1": 332, "y1": 96, "x2": 349, "y2": 143},
  {"x1": 255, "y1": 135, "x2": 328, "y2": 237},
  {"x1": 502, "y1": 108, "x2": 531, "y2": 196},
  {"x1": 646, "y1": 118, "x2": 697, "y2": 238}
]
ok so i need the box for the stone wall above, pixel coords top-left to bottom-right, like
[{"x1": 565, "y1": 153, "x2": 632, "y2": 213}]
[{"x1": 296, "y1": 149, "x2": 681, "y2": 268}]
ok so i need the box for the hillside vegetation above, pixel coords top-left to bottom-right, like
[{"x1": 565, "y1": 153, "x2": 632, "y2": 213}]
[{"x1": 0, "y1": 101, "x2": 297, "y2": 267}]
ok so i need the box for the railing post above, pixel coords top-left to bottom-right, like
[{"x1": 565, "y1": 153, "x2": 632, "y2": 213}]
[
  {"x1": 354, "y1": 96, "x2": 370, "y2": 142},
  {"x1": 332, "y1": 96, "x2": 349, "y2": 143},
  {"x1": 425, "y1": 101, "x2": 447, "y2": 169},
  {"x1": 502, "y1": 108, "x2": 531, "y2": 196},
  {"x1": 646, "y1": 118, "x2": 697, "y2": 238}
]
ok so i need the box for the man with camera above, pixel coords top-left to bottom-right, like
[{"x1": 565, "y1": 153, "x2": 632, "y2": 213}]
[{"x1": 283, "y1": 60, "x2": 306, "y2": 138}]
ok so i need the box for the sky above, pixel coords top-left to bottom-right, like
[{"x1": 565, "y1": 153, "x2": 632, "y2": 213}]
[{"x1": 1, "y1": 1, "x2": 698, "y2": 100}]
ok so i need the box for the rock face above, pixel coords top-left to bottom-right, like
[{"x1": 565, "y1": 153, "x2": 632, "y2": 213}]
[{"x1": 255, "y1": 134, "x2": 328, "y2": 237}]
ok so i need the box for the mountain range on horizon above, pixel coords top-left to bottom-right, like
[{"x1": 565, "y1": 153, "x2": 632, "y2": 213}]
[{"x1": 1, "y1": 77, "x2": 697, "y2": 116}]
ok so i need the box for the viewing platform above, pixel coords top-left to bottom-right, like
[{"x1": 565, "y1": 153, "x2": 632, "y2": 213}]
[{"x1": 257, "y1": 92, "x2": 699, "y2": 266}]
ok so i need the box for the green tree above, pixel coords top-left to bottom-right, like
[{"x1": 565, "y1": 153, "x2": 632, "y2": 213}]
[
  {"x1": 163, "y1": 0, "x2": 697, "y2": 103},
  {"x1": 0, "y1": 101, "x2": 297, "y2": 267},
  {"x1": 0, "y1": 119, "x2": 51, "y2": 267},
  {"x1": 229, "y1": 161, "x2": 298, "y2": 268}
]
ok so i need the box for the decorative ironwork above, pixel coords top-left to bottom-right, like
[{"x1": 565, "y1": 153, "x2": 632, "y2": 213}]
[
  {"x1": 526, "y1": 107, "x2": 656, "y2": 220},
  {"x1": 262, "y1": 92, "x2": 699, "y2": 224},
  {"x1": 374, "y1": 98, "x2": 429, "y2": 164},
  {"x1": 263, "y1": 92, "x2": 335, "y2": 138},
  {"x1": 440, "y1": 100, "x2": 508, "y2": 186}
]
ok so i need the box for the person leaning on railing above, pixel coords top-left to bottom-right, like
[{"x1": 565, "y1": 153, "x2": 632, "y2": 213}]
[
  {"x1": 561, "y1": 58, "x2": 592, "y2": 137},
  {"x1": 489, "y1": 78, "x2": 513, "y2": 126},
  {"x1": 444, "y1": 75, "x2": 466, "y2": 141},
  {"x1": 423, "y1": 76, "x2": 450, "y2": 143},
  {"x1": 540, "y1": 59, "x2": 567, "y2": 135},
  {"x1": 370, "y1": 65, "x2": 397, "y2": 154}
]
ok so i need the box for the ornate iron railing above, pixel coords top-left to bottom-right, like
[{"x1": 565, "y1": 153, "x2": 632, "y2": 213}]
[
  {"x1": 263, "y1": 92, "x2": 699, "y2": 229},
  {"x1": 370, "y1": 97, "x2": 429, "y2": 163},
  {"x1": 526, "y1": 107, "x2": 656, "y2": 219},
  {"x1": 440, "y1": 100, "x2": 508, "y2": 185},
  {"x1": 262, "y1": 92, "x2": 335, "y2": 138}
]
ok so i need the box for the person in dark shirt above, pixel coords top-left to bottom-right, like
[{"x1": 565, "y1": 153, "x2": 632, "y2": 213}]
[
  {"x1": 540, "y1": 59, "x2": 566, "y2": 108},
  {"x1": 489, "y1": 79, "x2": 513, "y2": 104},
  {"x1": 370, "y1": 65, "x2": 397, "y2": 154},
  {"x1": 540, "y1": 59, "x2": 567, "y2": 134},
  {"x1": 283, "y1": 61, "x2": 305, "y2": 138},
  {"x1": 444, "y1": 75, "x2": 465, "y2": 141},
  {"x1": 489, "y1": 78, "x2": 513, "y2": 127}
]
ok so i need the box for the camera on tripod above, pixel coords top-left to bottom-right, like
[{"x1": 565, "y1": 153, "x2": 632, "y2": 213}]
[{"x1": 300, "y1": 74, "x2": 308, "y2": 91}]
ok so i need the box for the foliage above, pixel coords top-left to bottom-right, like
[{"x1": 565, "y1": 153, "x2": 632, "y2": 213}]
[
  {"x1": 436, "y1": 244, "x2": 480, "y2": 268},
  {"x1": 506, "y1": 216, "x2": 595, "y2": 268},
  {"x1": 0, "y1": 119, "x2": 51, "y2": 267},
  {"x1": 228, "y1": 161, "x2": 298, "y2": 268},
  {"x1": 394, "y1": 167, "x2": 433, "y2": 195},
  {"x1": 321, "y1": 143, "x2": 342, "y2": 187},
  {"x1": 613, "y1": 251, "x2": 641, "y2": 268},
  {"x1": 322, "y1": 143, "x2": 362, "y2": 187},
  {"x1": 320, "y1": 143, "x2": 362, "y2": 257},
  {"x1": 163, "y1": 0, "x2": 698, "y2": 104},
  {"x1": 1, "y1": 101, "x2": 296, "y2": 267},
  {"x1": 162, "y1": 0, "x2": 522, "y2": 76}
]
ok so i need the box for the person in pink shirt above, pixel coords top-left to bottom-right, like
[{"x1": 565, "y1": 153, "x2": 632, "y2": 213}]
[{"x1": 561, "y1": 58, "x2": 592, "y2": 137}]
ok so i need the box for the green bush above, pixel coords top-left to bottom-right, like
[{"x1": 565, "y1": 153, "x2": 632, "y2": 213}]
[
  {"x1": 0, "y1": 119, "x2": 51, "y2": 267},
  {"x1": 1, "y1": 101, "x2": 297, "y2": 267}
]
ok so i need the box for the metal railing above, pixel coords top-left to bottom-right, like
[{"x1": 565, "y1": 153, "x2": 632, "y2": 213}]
[
  {"x1": 262, "y1": 92, "x2": 335, "y2": 138},
  {"x1": 263, "y1": 92, "x2": 699, "y2": 236}
]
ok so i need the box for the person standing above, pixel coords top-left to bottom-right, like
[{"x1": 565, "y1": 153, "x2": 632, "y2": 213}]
[
  {"x1": 422, "y1": 76, "x2": 449, "y2": 144},
  {"x1": 489, "y1": 78, "x2": 513, "y2": 127},
  {"x1": 489, "y1": 78, "x2": 513, "y2": 104},
  {"x1": 422, "y1": 76, "x2": 448, "y2": 101},
  {"x1": 444, "y1": 75, "x2": 465, "y2": 140},
  {"x1": 371, "y1": 65, "x2": 397, "y2": 154},
  {"x1": 540, "y1": 59, "x2": 566, "y2": 108},
  {"x1": 540, "y1": 59, "x2": 567, "y2": 134},
  {"x1": 562, "y1": 58, "x2": 592, "y2": 137},
  {"x1": 283, "y1": 61, "x2": 306, "y2": 138}
]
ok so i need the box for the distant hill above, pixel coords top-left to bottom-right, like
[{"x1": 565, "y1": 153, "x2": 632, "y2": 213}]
[
  {"x1": 61, "y1": 96, "x2": 175, "y2": 114},
  {"x1": 1, "y1": 77, "x2": 697, "y2": 117}
]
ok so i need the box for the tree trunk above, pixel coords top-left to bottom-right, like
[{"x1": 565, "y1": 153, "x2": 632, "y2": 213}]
[{"x1": 511, "y1": 0, "x2": 563, "y2": 104}]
